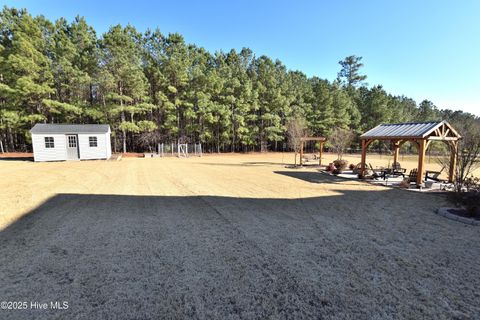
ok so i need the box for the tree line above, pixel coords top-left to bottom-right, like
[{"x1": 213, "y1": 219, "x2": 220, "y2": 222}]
[{"x1": 0, "y1": 7, "x2": 478, "y2": 153}]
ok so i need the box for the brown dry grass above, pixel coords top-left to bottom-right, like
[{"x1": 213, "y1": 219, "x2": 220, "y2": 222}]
[
  {"x1": 0, "y1": 153, "x2": 479, "y2": 319},
  {"x1": 1, "y1": 150, "x2": 479, "y2": 232}
]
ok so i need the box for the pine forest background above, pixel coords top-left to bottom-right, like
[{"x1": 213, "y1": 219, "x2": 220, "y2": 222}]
[{"x1": 1, "y1": 7, "x2": 479, "y2": 153}]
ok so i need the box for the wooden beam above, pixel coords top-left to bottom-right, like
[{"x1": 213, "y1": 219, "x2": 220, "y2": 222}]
[
  {"x1": 417, "y1": 139, "x2": 426, "y2": 186},
  {"x1": 425, "y1": 140, "x2": 432, "y2": 150},
  {"x1": 319, "y1": 142, "x2": 323, "y2": 166},
  {"x1": 360, "y1": 139, "x2": 368, "y2": 177},
  {"x1": 393, "y1": 140, "x2": 400, "y2": 165},
  {"x1": 448, "y1": 141, "x2": 457, "y2": 183},
  {"x1": 398, "y1": 140, "x2": 408, "y2": 148},
  {"x1": 444, "y1": 121, "x2": 462, "y2": 139},
  {"x1": 427, "y1": 136, "x2": 459, "y2": 141},
  {"x1": 299, "y1": 141, "x2": 304, "y2": 166}
]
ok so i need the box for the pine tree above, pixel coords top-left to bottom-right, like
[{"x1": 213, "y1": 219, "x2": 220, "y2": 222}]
[
  {"x1": 358, "y1": 85, "x2": 392, "y2": 130},
  {"x1": 100, "y1": 24, "x2": 149, "y2": 152},
  {"x1": 0, "y1": 7, "x2": 54, "y2": 150},
  {"x1": 337, "y1": 55, "x2": 367, "y2": 89},
  {"x1": 308, "y1": 77, "x2": 335, "y2": 136},
  {"x1": 1, "y1": 6, "x2": 478, "y2": 154},
  {"x1": 251, "y1": 56, "x2": 288, "y2": 151},
  {"x1": 417, "y1": 100, "x2": 441, "y2": 121}
]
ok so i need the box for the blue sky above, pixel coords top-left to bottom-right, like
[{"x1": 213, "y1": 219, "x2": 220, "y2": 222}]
[{"x1": 3, "y1": 0, "x2": 479, "y2": 115}]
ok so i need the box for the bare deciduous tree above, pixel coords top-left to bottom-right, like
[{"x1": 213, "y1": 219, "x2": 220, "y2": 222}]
[
  {"x1": 439, "y1": 120, "x2": 480, "y2": 192},
  {"x1": 286, "y1": 115, "x2": 307, "y2": 166},
  {"x1": 329, "y1": 127, "x2": 355, "y2": 160},
  {"x1": 137, "y1": 130, "x2": 163, "y2": 153}
]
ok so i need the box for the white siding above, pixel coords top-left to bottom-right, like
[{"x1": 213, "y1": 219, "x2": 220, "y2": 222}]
[
  {"x1": 32, "y1": 134, "x2": 67, "y2": 162},
  {"x1": 32, "y1": 131, "x2": 111, "y2": 162},
  {"x1": 78, "y1": 133, "x2": 110, "y2": 160},
  {"x1": 105, "y1": 132, "x2": 112, "y2": 159}
]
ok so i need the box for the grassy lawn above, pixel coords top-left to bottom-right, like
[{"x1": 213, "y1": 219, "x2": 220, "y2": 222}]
[{"x1": 0, "y1": 153, "x2": 479, "y2": 319}]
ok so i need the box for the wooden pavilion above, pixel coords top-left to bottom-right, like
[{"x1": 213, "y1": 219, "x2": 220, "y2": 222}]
[
  {"x1": 360, "y1": 121, "x2": 461, "y2": 186},
  {"x1": 299, "y1": 136, "x2": 326, "y2": 166}
]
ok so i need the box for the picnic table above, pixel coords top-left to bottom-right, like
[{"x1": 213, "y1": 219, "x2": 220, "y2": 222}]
[
  {"x1": 379, "y1": 168, "x2": 406, "y2": 180},
  {"x1": 365, "y1": 163, "x2": 407, "y2": 181}
]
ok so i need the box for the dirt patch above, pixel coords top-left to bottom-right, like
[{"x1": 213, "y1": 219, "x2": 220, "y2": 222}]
[
  {"x1": 115, "y1": 152, "x2": 144, "y2": 158},
  {"x1": 0, "y1": 152, "x2": 33, "y2": 158}
]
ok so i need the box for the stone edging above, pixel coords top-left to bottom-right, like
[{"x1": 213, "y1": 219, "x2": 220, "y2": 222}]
[{"x1": 436, "y1": 207, "x2": 480, "y2": 226}]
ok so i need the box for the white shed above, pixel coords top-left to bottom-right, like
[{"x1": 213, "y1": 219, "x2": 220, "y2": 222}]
[{"x1": 30, "y1": 124, "x2": 112, "y2": 162}]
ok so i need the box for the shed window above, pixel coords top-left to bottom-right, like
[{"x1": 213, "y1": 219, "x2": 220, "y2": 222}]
[
  {"x1": 44, "y1": 137, "x2": 55, "y2": 148},
  {"x1": 68, "y1": 136, "x2": 77, "y2": 148},
  {"x1": 89, "y1": 136, "x2": 98, "y2": 147}
]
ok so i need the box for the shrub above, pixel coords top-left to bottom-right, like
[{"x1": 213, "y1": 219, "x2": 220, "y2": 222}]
[
  {"x1": 464, "y1": 193, "x2": 480, "y2": 217},
  {"x1": 349, "y1": 163, "x2": 355, "y2": 170},
  {"x1": 449, "y1": 191, "x2": 480, "y2": 218},
  {"x1": 332, "y1": 168, "x2": 341, "y2": 175},
  {"x1": 399, "y1": 179, "x2": 410, "y2": 189},
  {"x1": 464, "y1": 176, "x2": 480, "y2": 192},
  {"x1": 333, "y1": 159, "x2": 348, "y2": 172},
  {"x1": 326, "y1": 163, "x2": 336, "y2": 172}
]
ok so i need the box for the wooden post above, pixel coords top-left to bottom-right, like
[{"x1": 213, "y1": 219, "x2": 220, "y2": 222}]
[
  {"x1": 393, "y1": 141, "x2": 400, "y2": 166},
  {"x1": 360, "y1": 139, "x2": 367, "y2": 177},
  {"x1": 299, "y1": 141, "x2": 304, "y2": 166},
  {"x1": 448, "y1": 141, "x2": 457, "y2": 183},
  {"x1": 417, "y1": 139, "x2": 426, "y2": 186},
  {"x1": 319, "y1": 142, "x2": 323, "y2": 166}
]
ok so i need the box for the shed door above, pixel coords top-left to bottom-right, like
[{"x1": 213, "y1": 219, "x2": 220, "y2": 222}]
[{"x1": 66, "y1": 135, "x2": 79, "y2": 160}]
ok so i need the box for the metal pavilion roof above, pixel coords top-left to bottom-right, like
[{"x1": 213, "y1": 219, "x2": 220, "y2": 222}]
[
  {"x1": 360, "y1": 121, "x2": 458, "y2": 140},
  {"x1": 30, "y1": 124, "x2": 111, "y2": 134}
]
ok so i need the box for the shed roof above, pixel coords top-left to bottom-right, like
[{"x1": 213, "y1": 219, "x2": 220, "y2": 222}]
[
  {"x1": 360, "y1": 121, "x2": 459, "y2": 140},
  {"x1": 30, "y1": 124, "x2": 110, "y2": 134}
]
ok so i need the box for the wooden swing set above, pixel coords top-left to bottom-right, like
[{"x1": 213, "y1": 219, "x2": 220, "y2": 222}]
[{"x1": 299, "y1": 137, "x2": 326, "y2": 166}]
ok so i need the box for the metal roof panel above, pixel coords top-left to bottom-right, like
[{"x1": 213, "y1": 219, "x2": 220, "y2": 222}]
[
  {"x1": 30, "y1": 124, "x2": 111, "y2": 134},
  {"x1": 360, "y1": 121, "x2": 443, "y2": 139}
]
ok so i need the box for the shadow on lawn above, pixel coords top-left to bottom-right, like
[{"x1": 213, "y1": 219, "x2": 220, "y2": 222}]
[
  {"x1": 242, "y1": 161, "x2": 289, "y2": 166},
  {"x1": 198, "y1": 161, "x2": 289, "y2": 167},
  {"x1": 0, "y1": 156, "x2": 34, "y2": 162},
  {"x1": 0, "y1": 190, "x2": 474, "y2": 320},
  {"x1": 274, "y1": 170, "x2": 361, "y2": 185}
]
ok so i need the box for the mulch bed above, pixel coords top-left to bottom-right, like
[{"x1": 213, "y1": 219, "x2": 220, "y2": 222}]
[
  {"x1": 447, "y1": 208, "x2": 480, "y2": 221},
  {"x1": 437, "y1": 207, "x2": 480, "y2": 225}
]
